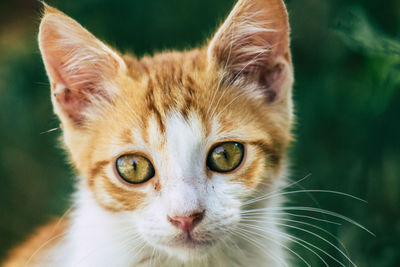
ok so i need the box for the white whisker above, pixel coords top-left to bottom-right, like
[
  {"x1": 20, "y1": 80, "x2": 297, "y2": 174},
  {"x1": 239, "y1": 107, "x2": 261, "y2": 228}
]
[
  {"x1": 241, "y1": 217, "x2": 352, "y2": 265},
  {"x1": 239, "y1": 224, "x2": 333, "y2": 267},
  {"x1": 243, "y1": 211, "x2": 341, "y2": 225},
  {"x1": 245, "y1": 189, "x2": 367, "y2": 206},
  {"x1": 24, "y1": 231, "x2": 69, "y2": 267},
  {"x1": 229, "y1": 228, "x2": 291, "y2": 267},
  {"x1": 244, "y1": 174, "x2": 312, "y2": 205},
  {"x1": 39, "y1": 127, "x2": 60, "y2": 135},
  {"x1": 234, "y1": 227, "x2": 310, "y2": 267},
  {"x1": 241, "y1": 206, "x2": 374, "y2": 236}
]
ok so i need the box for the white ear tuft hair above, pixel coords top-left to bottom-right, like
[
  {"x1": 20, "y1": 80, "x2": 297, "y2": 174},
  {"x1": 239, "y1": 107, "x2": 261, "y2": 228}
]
[
  {"x1": 38, "y1": 5, "x2": 127, "y2": 126},
  {"x1": 208, "y1": 0, "x2": 293, "y2": 104}
]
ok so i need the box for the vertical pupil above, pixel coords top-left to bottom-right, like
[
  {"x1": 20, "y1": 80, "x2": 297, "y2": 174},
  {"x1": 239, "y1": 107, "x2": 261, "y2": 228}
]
[
  {"x1": 132, "y1": 159, "x2": 137, "y2": 171},
  {"x1": 223, "y1": 149, "x2": 228, "y2": 159}
]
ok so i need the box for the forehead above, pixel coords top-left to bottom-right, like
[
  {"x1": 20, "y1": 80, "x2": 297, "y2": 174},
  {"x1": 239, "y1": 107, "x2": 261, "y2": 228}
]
[
  {"x1": 97, "y1": 49, "x2": 276, "y2": 151},
  {"x1": 122, "y1": 49, "x2": 210, "y2": 130}
]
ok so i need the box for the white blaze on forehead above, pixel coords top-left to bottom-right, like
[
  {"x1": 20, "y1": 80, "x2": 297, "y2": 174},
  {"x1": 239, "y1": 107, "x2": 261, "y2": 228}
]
[
  {"x1": 163, "y1": 111, "x2": 207, "y2": 215},
  {"x1": 165, "y1": 112, "x2": 206, "y2": 176}
]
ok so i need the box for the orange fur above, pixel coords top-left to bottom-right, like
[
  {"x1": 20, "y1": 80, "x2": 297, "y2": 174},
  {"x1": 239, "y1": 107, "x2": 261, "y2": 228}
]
[{"x1": 3, "y1": 219, "x2": 69, "y2": 267}]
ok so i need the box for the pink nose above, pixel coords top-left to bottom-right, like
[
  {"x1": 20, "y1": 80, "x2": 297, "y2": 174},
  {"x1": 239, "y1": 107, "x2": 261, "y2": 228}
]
[{"x1": 168, "y1": 211, "x2": 205, "y2": 232}]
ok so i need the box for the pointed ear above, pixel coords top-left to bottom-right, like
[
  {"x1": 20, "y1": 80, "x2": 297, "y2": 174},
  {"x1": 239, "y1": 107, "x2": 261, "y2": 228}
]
[
  {"x1": 38, "y1": 4, "x2": 127, "y2": 126},
  {"x1": 208, "y1": 0, "x2": 293, "y2": 103}
]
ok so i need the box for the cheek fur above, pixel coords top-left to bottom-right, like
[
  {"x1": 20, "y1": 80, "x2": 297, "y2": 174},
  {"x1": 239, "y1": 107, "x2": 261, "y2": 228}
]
[
  {"x1": 87, "y1": 160, "x2": 148, "y2": 212},
  {"x1": 230, "y1": 144, "x2": 276, "y2": 190},
  {"x1": 90, "y1": 175, "x2": 147, "y2": 212},
  {"x1": 233, "y1": 156, "x2": 265, "y2": 189}
]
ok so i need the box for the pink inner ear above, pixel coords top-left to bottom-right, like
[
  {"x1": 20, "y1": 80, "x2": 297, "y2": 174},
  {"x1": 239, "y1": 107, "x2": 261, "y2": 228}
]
[
  {"x1": 45, "y1": 49, "x2": 103, "y2": 125},
  {"x1": 39, "y1": 9, "x2": 126, "y2": 126},
  {"x1": 52, "y1": 85, "x2": 90, "y2": 125},
  {"x1": 260, "y1": 60, "x2": 289, "y2": 103}
]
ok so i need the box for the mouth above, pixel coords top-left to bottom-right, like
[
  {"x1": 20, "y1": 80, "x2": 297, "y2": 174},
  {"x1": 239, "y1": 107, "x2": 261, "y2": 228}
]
[
  {"x1": 169, "y1": 232, "x2": 215, "y2": 250},
  {"x1": 181, "y1": 235, "x2": 213, "y2": 249}
]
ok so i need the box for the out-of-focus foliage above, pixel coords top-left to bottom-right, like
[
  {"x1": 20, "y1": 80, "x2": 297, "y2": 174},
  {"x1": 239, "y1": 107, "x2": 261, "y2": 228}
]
[{"x1": 0, "y1": 0, "x2": 399, "y2": 265}]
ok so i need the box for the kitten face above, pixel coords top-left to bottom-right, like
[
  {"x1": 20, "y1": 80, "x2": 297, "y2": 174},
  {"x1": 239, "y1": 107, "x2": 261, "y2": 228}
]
[
  {"x1": 76, "y1": 55, "x2": 288, "y2": 259},
  {"x1": 38, "y1": 0, "x2": 293, "y2": 262}
]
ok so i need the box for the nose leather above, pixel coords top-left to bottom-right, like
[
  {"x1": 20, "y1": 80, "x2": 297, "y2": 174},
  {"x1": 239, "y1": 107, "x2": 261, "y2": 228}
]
[{"x1": 167, "y1": 211, "x2": 205, "y2": 232}]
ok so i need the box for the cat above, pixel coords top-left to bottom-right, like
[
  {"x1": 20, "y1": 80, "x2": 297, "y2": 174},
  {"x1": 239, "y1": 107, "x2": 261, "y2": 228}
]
[{"x1": 4, "y1": 0, "x2": 295, "y2": 266}]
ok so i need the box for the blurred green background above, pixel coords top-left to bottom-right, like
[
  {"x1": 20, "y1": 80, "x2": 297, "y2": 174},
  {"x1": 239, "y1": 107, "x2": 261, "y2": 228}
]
[{"x1": 0, "y1": 0, "x2": 399, "y2": 266}]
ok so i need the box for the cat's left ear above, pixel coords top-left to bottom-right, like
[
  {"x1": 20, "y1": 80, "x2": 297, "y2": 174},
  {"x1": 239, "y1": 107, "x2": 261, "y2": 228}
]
[
  {"x1": 208, "y1": 0, "x2": 293, "y2": 104},
  {"x1": 38, "y1": 4, "x2": 127, "y2": 126}
]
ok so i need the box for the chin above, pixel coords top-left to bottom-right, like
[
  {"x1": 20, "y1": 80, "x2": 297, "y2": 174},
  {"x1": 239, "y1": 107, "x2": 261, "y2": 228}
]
[{"x1": 164, "y1": 245, "x2": 213, "y2": 262}]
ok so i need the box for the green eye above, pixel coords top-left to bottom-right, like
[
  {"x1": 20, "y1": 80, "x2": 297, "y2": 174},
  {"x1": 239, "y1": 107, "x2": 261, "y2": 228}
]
[
  {"x1": 116, "y1": 154, "x2": 155, "y2": 184},
  {"x1": 207, "y1": 142, "x2": 244, "y2": 173}
]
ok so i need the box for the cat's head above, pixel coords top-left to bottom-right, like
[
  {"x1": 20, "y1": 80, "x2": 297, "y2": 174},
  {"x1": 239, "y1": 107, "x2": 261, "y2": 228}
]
[{"x1": 39, "y1": 0, "x2": 293, "y2": 261}]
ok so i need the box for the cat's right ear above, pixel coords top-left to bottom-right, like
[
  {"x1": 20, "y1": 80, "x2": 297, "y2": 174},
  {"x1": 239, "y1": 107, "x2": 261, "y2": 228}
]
[{"x1": 38, "y1": 4, "x2": 127, "y2": 127}]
